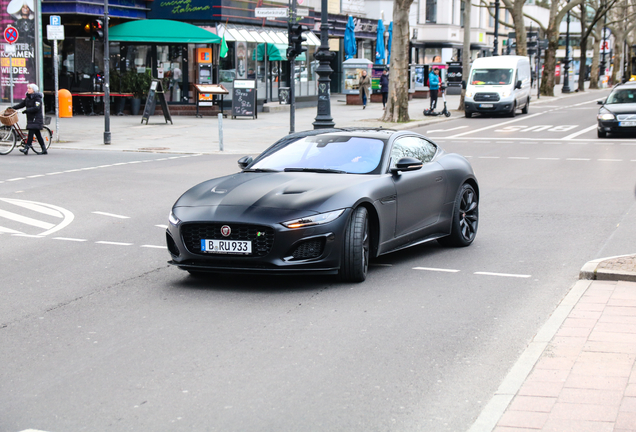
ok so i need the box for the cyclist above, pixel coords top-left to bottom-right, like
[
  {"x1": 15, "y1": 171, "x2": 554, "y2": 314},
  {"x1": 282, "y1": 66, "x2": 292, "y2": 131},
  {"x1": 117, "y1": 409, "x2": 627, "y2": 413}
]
[{"x1": 12, "y1": 83, "x2": 47, "y2": 155}]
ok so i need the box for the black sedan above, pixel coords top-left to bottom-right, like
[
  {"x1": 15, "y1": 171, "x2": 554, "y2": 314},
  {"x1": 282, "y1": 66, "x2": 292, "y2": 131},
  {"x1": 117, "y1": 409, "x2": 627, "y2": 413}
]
[
  {"x1": 597, "y1": 82, "x2": 636, "y2": 138},
  {"x1": 166, "y1": 128, "x2": 479, "y2": 282}
]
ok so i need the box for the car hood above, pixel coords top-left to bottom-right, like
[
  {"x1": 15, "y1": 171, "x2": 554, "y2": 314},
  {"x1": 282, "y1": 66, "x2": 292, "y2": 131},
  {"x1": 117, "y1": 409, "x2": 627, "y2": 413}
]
[
  {"x1": 602, "y1": 103, "x2": 636, "y2": 115},
  {"x1": 174, "y1": 172, "x2": 375, "y2": 213}
]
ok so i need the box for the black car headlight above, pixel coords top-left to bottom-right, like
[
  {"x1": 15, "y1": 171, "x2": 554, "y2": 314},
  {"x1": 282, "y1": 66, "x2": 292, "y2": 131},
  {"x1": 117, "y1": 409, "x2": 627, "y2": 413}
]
[
  {"x1": 281, "y1": 209, "x2": 345, "y2": 229},
  {"x1": 168, "y1": 210, "x2": 181, "y2": 226}
]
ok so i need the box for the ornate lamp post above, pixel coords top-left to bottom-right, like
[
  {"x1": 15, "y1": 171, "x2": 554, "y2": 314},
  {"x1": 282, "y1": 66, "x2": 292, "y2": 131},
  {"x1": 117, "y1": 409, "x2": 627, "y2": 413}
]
[
  {"x1": 493, "y1": 0, "x2": 500, "y2": 56},
  {"x1": 562, "y1": 0, "x2": 571, "y2": 93},
  {"x1": 312, "y1": 0, "x2": 335, "y2": 129},
  {"x1": 103, "y1": 0, "x2": 111, "y2": 144}
]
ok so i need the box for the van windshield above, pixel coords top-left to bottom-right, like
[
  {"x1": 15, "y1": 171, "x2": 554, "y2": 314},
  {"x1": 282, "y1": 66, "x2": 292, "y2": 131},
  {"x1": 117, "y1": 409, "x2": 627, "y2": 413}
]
[{"x1": 470, "y1": 68, "x2": 514, "y2": 85}]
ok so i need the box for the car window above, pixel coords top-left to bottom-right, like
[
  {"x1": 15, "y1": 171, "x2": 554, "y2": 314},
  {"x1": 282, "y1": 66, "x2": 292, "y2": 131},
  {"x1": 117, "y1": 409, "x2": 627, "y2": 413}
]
[
  {"x1": 389, "y1": 136, "x2": 437, "y2": 168},
  {"x1": 470, "y1": 68, "x2": 514, "y2": 85},
  {"x1": 250, "y1": 135, "x2": 386, "y2": 174},
  {"x1": 607, "y1": 89, "x2": 636, "y2": 104}
]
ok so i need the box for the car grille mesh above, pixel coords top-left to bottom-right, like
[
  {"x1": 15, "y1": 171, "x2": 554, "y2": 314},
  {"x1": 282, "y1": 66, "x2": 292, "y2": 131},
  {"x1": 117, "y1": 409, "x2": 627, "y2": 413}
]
[
  {"x1": 290, "y1": 238, "x2": 325, "y2": 260},
  {"x1": 474, "y1": 93, "x2": 501, "y2": 102},
  {"x1": 181, "y1": 223, "x2": 274, "y2": 257}
]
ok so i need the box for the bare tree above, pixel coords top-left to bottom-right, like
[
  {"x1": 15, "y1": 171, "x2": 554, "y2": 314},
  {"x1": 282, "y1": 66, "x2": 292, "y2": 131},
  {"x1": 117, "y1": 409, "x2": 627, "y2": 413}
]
[
  {"x1": 458, "y1": 0, "x2": 471, "y2": 111},
  {"x1": 381, "y1": 0, "x2": 414, "y2": 123}
]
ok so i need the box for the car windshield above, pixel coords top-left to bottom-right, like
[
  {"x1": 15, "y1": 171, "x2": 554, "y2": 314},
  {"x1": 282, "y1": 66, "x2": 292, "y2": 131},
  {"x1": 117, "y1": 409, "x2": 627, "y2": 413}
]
[
  {"x1": 250, "y1": 135, "x2": 385, "y2": 174},
  {"x1": 606, "y1": 88, "x2": 636, "y2": 104},
  {"x1": 470, "y1": 68, "x2": 514, "y2": 85}
]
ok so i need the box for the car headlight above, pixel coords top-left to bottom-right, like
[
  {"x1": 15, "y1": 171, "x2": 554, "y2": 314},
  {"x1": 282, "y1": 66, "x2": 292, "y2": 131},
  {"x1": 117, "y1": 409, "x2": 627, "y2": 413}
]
[
  {"x1": 597, "y1": 112, "x2": 615, "y2": 121},
  {"x1": 466, "y1": 90, "x2": 473, "y2": 98},
  {"x1": 501, "y1": 89, "x2": 511, "y2": 97},
  {"x1": 281, "y1": 209, "x2": 345, "y2": 229},
  {"x1": 168, "y1": 210, "x2": 181, "y2": 226}
]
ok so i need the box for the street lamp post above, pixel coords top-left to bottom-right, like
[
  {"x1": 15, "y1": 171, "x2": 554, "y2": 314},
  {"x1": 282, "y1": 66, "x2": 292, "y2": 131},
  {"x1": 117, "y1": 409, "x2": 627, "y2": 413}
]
[
  {"x1": 493, "y1": 0, "x2": 500, "y2": 56},
  {"x1": 600, "y1": 1, "x2": 607, "y2": 85},
  {"x1": 562, "y1": 2, "x2": 571, "y2": 93},
  {"x1": 103, "y1": 0, "x2": 111, "y2": 144},
  {"x1": 312, "y1": 0, "x2": 335, "y2": 129}
]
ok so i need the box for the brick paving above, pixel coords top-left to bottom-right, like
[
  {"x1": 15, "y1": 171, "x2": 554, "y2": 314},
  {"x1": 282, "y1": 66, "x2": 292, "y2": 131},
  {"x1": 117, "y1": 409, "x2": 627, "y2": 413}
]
[{"x1": 489, "y1": 254, "x2": 636, "y2": 432}]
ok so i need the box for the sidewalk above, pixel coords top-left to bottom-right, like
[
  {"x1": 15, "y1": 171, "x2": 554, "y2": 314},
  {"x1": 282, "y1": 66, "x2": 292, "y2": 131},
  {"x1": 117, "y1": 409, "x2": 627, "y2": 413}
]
[
  {"x1": 0, "y1": 82, "x2": 594, "y2": 156},
  {"x1": 470, "y1": 256, "x2": 636, "y2": 432}
]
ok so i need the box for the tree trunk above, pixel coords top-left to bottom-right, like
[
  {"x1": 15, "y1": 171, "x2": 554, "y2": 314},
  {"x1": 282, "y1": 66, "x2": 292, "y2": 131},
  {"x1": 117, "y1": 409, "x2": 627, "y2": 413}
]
[
  {"x1": 381, "y1": 0, "x2": 413, "y2": 123},
  {"x1": 458, "y1": 0, "x2": 471, "y2": 111},
  {"x1": 590, "y1": 36, "x2": 600, "y2": 89},
  {"x1": 540, "y1": 34, "x2": 558, "y2": 97},
  {"x1": 511, "y1": 1, "x2": 527, "y2": 56},
  {"x1": 611, "y1": 31, "x2": 624, "y2": 85},
  {"x1": 577, "y1": 2, "x2": 587, "y2": 92}
]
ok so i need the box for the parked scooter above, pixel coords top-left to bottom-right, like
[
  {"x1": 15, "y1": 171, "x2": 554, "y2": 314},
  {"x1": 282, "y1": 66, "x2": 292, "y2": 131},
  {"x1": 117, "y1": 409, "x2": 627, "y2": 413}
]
[{"x1": 423, "y1": 85, "x2": 451, "y2": 117}]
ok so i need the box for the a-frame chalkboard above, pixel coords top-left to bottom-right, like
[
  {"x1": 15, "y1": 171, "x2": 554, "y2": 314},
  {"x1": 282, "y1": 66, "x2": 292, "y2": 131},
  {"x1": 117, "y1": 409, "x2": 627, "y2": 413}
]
[
  {"x1": 231, "y1": 79, "x2": 257, "y2": 119},
  {"x1": 141, "y1": 80, "x2": 173, "y2": 125}
]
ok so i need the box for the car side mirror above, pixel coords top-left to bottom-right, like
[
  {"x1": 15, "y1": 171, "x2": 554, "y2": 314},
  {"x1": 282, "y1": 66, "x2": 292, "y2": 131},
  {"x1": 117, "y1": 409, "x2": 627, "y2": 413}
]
[
  {"x1": 390, "y1": 157, "x2": 423, "y2": 174},
  {"x1": 597, "y1": 99, "x2": 605, "y2": 105},
  {"x1": 515, "y1": 80, "x2": 522, "y2": 89},
  {"x1": 238, "y1": 156, "x2": 253, "y2": 169},
  {"x1": 461, "y1": 80, "x2": 466, "y2": 90}
]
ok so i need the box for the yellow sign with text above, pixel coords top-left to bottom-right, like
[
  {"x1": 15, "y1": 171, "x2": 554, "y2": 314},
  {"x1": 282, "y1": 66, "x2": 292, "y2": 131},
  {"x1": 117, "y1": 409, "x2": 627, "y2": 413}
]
[{"x1": 1, "y1": 58, "x2": 26, "y2": 67}]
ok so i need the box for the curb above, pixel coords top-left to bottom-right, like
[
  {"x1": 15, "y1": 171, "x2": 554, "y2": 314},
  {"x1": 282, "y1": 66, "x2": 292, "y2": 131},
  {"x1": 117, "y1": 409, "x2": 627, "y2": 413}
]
[{"x1": 579, "y1": 253, "x2": 636, "y2": 282}]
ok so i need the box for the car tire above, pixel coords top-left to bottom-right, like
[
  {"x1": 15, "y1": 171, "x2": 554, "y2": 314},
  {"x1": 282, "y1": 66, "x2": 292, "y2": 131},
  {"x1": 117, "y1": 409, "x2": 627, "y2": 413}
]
[
  {"x1": 597, "y1": 129, "x2": 607, "y2": 138},
  {"x1": 508, "y1": 102, "x2": 517, "y2": 117},
  {"x1": 521, "y1": 98, "x2": 529, "y2": 114},
  {"x1": 465, "y1": 111, "x2": 472, "y2": 118},
  {"x1": 438, "y1": 183, "x2": 479, "y2": 248},
  {"x1": 339, "y1": 206, "x2": 370, "y2": 282}
]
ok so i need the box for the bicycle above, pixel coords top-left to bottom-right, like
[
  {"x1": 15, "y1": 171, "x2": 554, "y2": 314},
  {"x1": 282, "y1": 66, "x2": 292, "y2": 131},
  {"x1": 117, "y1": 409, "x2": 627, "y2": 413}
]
[{"x1": 0, "y1": 108, "x2": 52, "y2": 155}]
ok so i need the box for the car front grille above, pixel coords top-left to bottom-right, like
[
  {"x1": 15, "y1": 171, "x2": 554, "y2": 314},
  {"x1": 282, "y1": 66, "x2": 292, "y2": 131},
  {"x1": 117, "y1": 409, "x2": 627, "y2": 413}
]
[
  {"x1": 290, "y1": 238, "x2": 325, "y2": 260},
  {"x1": 617, "y1": 114, "x2": 636, "y2": 121},
  {"x1": 181, "y1": 223, "x2": 274, "y2": 257},
  {"x1": 474, "y1": 93, "x2": 500, "y2": 102}
]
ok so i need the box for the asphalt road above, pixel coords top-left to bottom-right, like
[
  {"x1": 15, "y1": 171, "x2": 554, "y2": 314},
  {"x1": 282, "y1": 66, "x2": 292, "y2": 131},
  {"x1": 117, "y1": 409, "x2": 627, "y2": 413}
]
[{"x1": 2, "y1": 88, "x2": 636, "y2": 432}]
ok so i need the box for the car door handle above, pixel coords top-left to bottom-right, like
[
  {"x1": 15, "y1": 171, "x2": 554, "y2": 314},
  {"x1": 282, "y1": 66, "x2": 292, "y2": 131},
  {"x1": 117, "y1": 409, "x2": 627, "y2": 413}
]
[
  {"x1": 380, "y1": 195, "x2": 397, "y2": 204},
  {"x1": 435, "y1": 176, "x2": 443, "y2": 182}
]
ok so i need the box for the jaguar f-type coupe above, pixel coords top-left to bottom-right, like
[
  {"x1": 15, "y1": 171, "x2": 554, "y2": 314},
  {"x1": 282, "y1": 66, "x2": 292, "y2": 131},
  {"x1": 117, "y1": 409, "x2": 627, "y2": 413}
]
[{"x1": 166, "y1": 128, "x2": 479, "y2": 282}]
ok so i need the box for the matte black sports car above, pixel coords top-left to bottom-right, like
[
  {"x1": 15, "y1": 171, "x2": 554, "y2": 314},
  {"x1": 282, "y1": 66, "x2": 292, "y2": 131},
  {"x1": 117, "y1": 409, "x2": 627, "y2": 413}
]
[
  {"x1": 166, "y1": 128, "x2": 479, "y2": 282},
  {"x1": 597, "y1": 81, "x2": 636, "y2": 138}
]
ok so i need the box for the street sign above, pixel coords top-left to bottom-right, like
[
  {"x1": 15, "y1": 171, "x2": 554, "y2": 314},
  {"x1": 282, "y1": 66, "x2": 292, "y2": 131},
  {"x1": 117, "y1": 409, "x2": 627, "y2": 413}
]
[
  {"x1": 602, "y1": 28, "x2": 611, "y2": 39},
  {"x1": 4, "y1": 43, "x2": 15, "y2": 53},
  {"x1": 255, "y1": 7, "x2": 288, "y2": 18},
  {"x1": 297, "y1": 7, "x2": 309, "y2": 17},
  {"x1": 47, "y1": 25, "x2": 65, "y2": 40},
  {"x1": 50, "y1": 15, "x2": 61, "y2": 26},
  {"x1": 4, "y1": 25, "x2": 18, "y2": 44}
]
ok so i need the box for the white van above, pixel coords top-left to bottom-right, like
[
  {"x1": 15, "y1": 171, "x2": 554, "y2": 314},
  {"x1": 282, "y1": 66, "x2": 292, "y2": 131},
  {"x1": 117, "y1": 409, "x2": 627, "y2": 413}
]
[{"x1": 464, "y1": 56, "x2": 532, "y2": 118}]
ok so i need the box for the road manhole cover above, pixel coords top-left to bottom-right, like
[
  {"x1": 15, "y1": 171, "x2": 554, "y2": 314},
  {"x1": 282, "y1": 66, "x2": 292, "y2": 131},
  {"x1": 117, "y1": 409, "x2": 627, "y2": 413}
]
[{"x1": 138, "y1": 147, "x2": 170, "y2": 151}]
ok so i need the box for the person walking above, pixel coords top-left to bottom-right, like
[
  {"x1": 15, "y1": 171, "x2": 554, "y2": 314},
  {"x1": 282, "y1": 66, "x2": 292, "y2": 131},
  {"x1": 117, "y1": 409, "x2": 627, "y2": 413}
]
[
  {"x1": 12, "y1": 83, "x2": 46, "y2": 155},
  {"x1": 428, "y1": 68, "x2": 440, "y2": 111},
  {"x1": 359, "y1": 70, "x2": 371, "y2": 109},
  {"x1": 380, "y1": 69, "x2": 389, "y2": 109}
]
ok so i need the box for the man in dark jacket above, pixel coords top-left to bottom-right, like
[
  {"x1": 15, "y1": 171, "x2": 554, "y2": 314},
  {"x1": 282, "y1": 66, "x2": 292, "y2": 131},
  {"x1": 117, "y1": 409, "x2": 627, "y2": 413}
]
[
  {"x1": 380, "y1": 69, "x2": 389, "y2": 109},
  {"x1": 12, "y1": 83, "x2": 47, "y2": 155}
]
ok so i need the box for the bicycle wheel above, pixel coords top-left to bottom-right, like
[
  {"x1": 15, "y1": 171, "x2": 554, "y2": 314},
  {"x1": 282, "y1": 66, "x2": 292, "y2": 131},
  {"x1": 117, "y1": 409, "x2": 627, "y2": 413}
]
[
  {"x1": 29, "y1": 127, "x2": 52, "y2": 154},
  {"x1": 0, "y1": 126, "x2": 16, "y2": 155}
]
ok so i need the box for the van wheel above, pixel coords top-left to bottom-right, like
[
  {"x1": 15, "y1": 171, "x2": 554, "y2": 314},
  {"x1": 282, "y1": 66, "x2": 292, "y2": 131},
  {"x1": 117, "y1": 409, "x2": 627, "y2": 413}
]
[
  {"x1": 465, "y1": 111, "x2": 472, "y2": 118},
  {"x1": 508, "y1": 102, "x2": 517, "y2": 117},
  {"x1": 521, "y1": 98, "x2": 529, "y2": 114}
]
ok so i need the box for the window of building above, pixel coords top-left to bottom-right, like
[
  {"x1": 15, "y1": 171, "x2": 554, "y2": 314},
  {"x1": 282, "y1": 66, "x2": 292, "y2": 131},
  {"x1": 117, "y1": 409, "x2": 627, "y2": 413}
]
[{"x1": 426, "y1": 0, "x2": 437, "y2": 23}]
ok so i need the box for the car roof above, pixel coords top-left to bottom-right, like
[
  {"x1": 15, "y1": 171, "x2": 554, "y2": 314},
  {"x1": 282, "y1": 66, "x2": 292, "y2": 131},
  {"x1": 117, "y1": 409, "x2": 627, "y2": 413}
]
[{"x1": 612, "y1": 81, "x2": 636, "y2": 90}]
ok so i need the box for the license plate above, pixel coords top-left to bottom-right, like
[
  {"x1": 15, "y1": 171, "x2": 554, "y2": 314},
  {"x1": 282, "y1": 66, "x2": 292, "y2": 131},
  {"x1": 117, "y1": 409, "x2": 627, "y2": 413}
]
[
  {"x1": 201, "y1": 239, "x2": 252, "y2": 254},
  {"x1": 619, "y1": 121, "x2": 636, "y2": 127},
  {"x1": 479, "y1": 103, "x2": 494, "y2": 108}
]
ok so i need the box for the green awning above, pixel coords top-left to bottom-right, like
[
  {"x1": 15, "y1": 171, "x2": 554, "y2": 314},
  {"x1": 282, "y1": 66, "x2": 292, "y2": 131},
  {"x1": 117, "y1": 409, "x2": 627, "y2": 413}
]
[
  {"x1": 254, "y1": 43, "x2": 306, "y2": 62},
  {"x1": 109, "y1": 19, "x2": 221, "y2": 44}
]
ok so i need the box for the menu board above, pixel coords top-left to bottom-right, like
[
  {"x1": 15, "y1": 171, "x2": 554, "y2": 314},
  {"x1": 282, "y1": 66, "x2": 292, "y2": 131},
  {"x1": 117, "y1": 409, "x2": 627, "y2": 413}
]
[{"x1": 231, "y1": 79, "x2": 257, "y2": 119}]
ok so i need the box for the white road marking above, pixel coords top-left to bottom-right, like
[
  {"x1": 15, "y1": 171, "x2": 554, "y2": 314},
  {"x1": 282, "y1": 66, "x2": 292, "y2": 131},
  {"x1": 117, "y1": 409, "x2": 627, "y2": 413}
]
[
  {"x1": 92, "y1": 211, "x2": 130, "y2": 219},
  {"x1": 566, "y1": 158, "x2": 591, "y2": 161},
  {"x1": 448, "y1": 112, "x2": 545, "y2": 138},
  {"x1": 53, "y1": 237, "x2": 87, "y2": 242},
  {"x1": 0, "y1": 198, "x2": 75, "y2": 236},
  {"x1": 508, "y1": 157, "x2": 530, "y2": 160},
  {"x1": 475, "y1": 272, "x2": 531, "y2": 278},
  {"x1": 155, "y1": 224, "x2": 168, "y2": 229},
  {"x1": 26, "y1": 174, "x2": 45, "y2": 178},
  {"x1": 7, "y1": 200, "x2": 63, "y2": 218},
  {"x1": 7, "y1": 177, "x2": 25, "y2": 181},
  {"x1": 0, "y1": 226, "x2": 22, "y2": 234},
  {"x1": 46, "y1": 172, "x2": 63, "y2": 175},
  {"x1": 12, "y1": 234, "x2": 43, "y2": 238},
  {"x1": 427, "y1": 126, "x2": 468, "y2": 133},
  {"x1": 0, "y1": 208, "x2": 55, "y2": 229},
  {"x1": 561, "y1": 124, "x2": 597, "y2": 140},
  {"x1": 478, "y1": 156, "x2": 500, "y2": 159},
  {"x1": 141, "y1": 245, "x2": 166, "y2": 249},
  {"x1": 413, "y1": 267, "x2": 460, "y2": 273},
  {"x1": 598, "y1": 159, "x2": 623, "y2": 162},
  {"x1": 537, "y1": 157, "x2": 560, "y2": 160},
  {"x1": 95, "y1": 241, "x2": 133, "y2": 246}
]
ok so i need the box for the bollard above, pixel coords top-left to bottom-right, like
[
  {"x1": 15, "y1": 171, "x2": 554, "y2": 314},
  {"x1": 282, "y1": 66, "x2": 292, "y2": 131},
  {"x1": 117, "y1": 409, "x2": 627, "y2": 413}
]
[
  {"x1": 218, "y1": 113, "x2": 224, "y2": 152},
  {"x1": 58, "y1": 89, "x2": 72, "y2": 117}
]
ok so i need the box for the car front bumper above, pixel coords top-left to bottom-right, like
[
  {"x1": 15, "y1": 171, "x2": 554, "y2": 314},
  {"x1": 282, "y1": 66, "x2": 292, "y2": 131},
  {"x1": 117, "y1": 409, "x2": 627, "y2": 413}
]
[
  {"x1": 598, "y1": 120, "x2": 636, "y2": 135},
  {"x1": 465, "y1": 101, "x2": 514, "y2": 114}
]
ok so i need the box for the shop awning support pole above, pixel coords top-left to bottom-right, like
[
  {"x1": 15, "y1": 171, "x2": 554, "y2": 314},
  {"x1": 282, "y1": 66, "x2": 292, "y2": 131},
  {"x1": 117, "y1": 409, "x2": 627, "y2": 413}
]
[{"x1": 103, "y1": 0, "x2": 111, "y2": 144}]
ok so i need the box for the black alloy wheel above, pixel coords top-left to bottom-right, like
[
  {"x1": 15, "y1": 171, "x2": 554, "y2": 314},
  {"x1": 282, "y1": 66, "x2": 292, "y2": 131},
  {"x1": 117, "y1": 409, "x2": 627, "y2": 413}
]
[
  {"x1": 438, "y1": 183, "x2": 479, "y2": 247},
  {"x1": 340, "y1": 206, "x2": 370, "y2": 282}
]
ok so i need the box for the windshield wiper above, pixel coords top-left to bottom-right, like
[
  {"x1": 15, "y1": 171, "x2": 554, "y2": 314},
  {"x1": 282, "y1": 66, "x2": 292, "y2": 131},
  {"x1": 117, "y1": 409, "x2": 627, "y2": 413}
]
[
  {"x1": 284, "y1": 168, "x2": 346, "y2": 173},
  {"x1": 243, "y1": 168, "x2": 279, "y2": 172}
]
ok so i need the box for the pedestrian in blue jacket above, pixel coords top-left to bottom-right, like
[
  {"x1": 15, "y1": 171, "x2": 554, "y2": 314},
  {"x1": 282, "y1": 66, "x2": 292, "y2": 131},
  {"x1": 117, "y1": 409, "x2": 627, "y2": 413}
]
[{"x1": 428, "y1": 68, "x2": 440, "y2": 110}]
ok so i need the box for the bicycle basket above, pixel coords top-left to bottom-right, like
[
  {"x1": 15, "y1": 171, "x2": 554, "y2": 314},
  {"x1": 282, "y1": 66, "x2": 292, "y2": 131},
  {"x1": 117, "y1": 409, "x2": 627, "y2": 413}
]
[
  {"x1": 0, "y1": 108, "x2": 18, "y2": 126},
  {"x1": 44, "y1": 116, "x2": 51, "y2": 125}
]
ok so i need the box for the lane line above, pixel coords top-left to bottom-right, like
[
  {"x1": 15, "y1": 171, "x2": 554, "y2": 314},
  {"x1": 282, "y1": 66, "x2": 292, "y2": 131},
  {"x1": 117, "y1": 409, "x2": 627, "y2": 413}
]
[
  {"x1": 478, "y1": 156, "x2": 500, "y2": 159},
  {"x1": 7, "y1": 177, "x2": 25, "y2": 181},
  {"x1": 537, "y1": 157, "x2": 560, "y2": 160},
  {"x1": 95, "y1": 241, "x2": 133, "y2": 246},
  {"x1": 413, "y1": 267, "x2": 460, "y2": 273},
  {"x1": 474, "y1": 272, "x2": 531, "y2": 278},
  {"x1": 155, "y1": 224, "x2": 168, "y2": 229},
  {"x1": 562, "y1": 124, "x2": 597, "y2": 140},
  {"x1": 508, "y1": 157, "x2": 530, "y2": 160},
  {"x1": 566, "y1": 158, "x2": 591, "y2": 161},
  {"x1": 53, "y1": 237, "x2": 87, "y2": 242},
  {"x1": 26, "y1": 174, "x2": 45, "y2": 178},
  {"x1": 141, "y1": 245, "x2": 166, "y2": 249},
  {"x1": 448, "y1": 112, "x2": 545, "y2": 138},
  {"x1": 598, "y1": 159, "x2": 623, "y2": 162},
  {"x1": 0, "y1": 209, "x2": 55, "y2": 229},
  {"x1": 92, "y1": 211, "x2": 130, "y2": 219}
]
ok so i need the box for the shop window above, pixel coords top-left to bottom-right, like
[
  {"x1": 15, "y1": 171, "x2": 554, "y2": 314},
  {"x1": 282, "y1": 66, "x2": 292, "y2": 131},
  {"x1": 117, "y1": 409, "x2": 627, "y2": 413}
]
[
  {"x1": 157, "y1": 45, "x2": 185, "y2": 103},
  {"x1": 219, "y1": 41, "x2": 236, "y2": 83},
  {"x1": 426, "y1": 0, "x2": 437, "y2": 23}
]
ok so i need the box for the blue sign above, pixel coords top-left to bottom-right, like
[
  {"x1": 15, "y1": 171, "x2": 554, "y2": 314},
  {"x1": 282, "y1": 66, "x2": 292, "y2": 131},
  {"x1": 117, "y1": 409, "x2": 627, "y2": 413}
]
[{"x1": 50, "y1": 15, "x2": 61, "y2": 26}]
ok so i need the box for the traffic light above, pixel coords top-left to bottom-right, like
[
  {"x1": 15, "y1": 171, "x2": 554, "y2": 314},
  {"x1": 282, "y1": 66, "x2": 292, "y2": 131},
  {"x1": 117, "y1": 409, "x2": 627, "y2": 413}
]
[
  {"x1": 288, "y1": 24, "x2": 307, "y2": 58},
  {"x1": 84, "y1": 19, "x2": 103, "y2": 40}
]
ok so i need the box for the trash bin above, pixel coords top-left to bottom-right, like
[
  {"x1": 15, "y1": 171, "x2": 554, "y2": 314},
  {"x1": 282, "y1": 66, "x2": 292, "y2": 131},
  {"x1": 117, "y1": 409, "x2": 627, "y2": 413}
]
[
  {"x1": 278, "y1": 87, "x2": 290, "y2": 105},
  {"x1": 58, "y1": 89, "x2": 72, "y2": 117}
]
